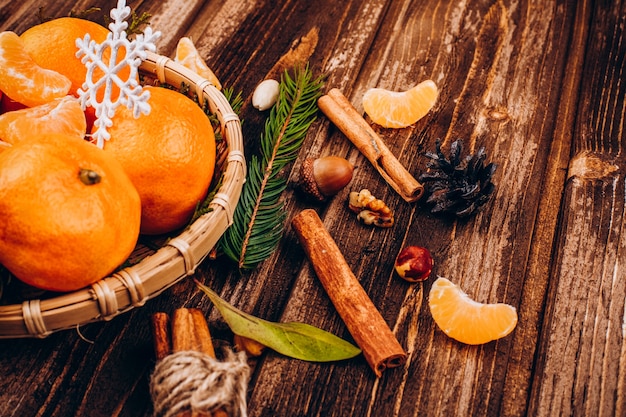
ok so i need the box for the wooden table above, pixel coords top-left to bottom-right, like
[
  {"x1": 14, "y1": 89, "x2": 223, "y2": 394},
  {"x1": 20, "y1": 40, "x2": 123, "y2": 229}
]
[{"x1": 1, "y1": 0, "x2": 624, "y2": 416}]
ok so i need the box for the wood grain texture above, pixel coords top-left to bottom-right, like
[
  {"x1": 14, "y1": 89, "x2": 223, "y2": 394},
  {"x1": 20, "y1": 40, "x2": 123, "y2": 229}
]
[
  {"x1": 529, "y1": 1, "x2": 626, "y2": 416},
  {"x1": 0, "y1": 0, "x2": 624, "y2": 415}
]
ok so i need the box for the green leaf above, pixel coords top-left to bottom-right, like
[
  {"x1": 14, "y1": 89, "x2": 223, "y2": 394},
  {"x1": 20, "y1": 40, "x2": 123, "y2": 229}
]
[{"x1": 197, "y1": 281, "x2": 361, "y2": 362}]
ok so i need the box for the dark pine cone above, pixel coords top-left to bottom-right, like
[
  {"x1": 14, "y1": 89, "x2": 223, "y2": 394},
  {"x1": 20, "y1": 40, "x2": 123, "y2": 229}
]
[{"x1": 419, "y1": 139, "x2": 497, "y2": 218}]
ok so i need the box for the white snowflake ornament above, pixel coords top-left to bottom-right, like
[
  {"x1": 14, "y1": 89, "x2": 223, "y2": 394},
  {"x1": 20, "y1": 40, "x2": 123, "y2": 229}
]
[{"x1": 76, "y1": 0, "x2": 161, "y2": 148}]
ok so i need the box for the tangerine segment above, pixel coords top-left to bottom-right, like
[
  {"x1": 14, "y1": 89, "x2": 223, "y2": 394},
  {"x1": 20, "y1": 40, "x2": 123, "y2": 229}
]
[
  {"x1": 0, "y1": 133, "x2": 141, "y2": 292},
  {"x1": 362, "y1": 80, "x2": 438, "y2": 128},
  {"x1": 428, "y1": 277, "x2": 518, "y2": 345},
  {"x1": 0, "y1": 31, "x2": 71, "y2": 107},
  {"x1": 0, "y1": 96, "x2": 86, "y2": 144},
  {"x1": 175, "y1": 37, "x2": 222, "y2": 90}
]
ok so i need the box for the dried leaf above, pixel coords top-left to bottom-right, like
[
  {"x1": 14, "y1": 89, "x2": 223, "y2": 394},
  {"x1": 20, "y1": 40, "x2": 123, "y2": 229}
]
[
  {"x1": 264, "y1": 27, "x2": 319, "y2": 80},
  {"x1": 197, "y1": 281, "x2": 361, "y2": 362}
]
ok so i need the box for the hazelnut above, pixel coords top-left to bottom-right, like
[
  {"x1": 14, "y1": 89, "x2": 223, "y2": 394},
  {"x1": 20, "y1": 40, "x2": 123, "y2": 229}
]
[
  {"x1": 394, "y1": 245, "x2": 433, "y2": 282},
  {"x1": 299, "y1": 156, "x2": 354, "y2": 202}
]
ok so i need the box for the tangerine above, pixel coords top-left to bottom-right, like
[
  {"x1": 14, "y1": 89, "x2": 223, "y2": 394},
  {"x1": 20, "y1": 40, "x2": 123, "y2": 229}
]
[
  {"x1": 0, "y1": 96, "x2": 86, "y2": 144},
  {"x1": 362, "y1": 80, "x2": 438, "y2": 128},
  {"x1": 0, "y1": 133, "x2": 141, "y2": 292},
  {"x1": 428, "y1": 276, "x2": 518, "y2": 345},
  {"x1": 0, "y1": 31, "x2": 71, "y2": 107},
  {"x1": 100, "y1": 86, "x2": 216, "y2": 235},
  {"x1": 20, "y1": 17, "x2": 132, "y2": 99},
  {"x1": 175, "y1": 37, "x2": 222, "y2": 90}
]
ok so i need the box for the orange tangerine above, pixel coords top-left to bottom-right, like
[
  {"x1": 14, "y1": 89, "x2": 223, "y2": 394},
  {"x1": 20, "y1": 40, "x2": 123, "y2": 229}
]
[
  {"x1": 0, "y1": 31, "x2": 71, "y2": 107},
  {"x1": 20, "y1": 17, "x2": 132, "y2": 99},
  {"x1": 175, "y1": 37, "x2": 222, "y2": 90},
  {"x1": 428, "y1": 276, "x2": 518, "y2": 345},
  {"x1": 0, "y1": 133, "x2": 141, "y2": 292},
  {"x1": 0, "y1": 96, "x2": 86, "y2": 144},
  {"x1": 101, "y1": 86, "x2": 216, "y2": 235},
  {"x1": 362, "y1": 80, "x2": 438, "y2": 128}
]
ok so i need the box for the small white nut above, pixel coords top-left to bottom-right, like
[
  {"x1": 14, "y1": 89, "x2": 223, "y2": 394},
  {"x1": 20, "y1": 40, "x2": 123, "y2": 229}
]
[{"x1": 252, "y1": 79, "x2": 280, "y2": 111}]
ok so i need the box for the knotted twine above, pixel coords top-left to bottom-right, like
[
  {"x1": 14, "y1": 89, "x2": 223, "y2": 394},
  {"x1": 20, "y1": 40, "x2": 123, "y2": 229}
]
[{"x1": 150, "y1": 348, "x2": 250, "y2": 417}]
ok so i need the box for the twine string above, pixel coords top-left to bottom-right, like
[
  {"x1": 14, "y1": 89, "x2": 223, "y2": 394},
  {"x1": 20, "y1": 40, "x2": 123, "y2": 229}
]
[{"x1": 150, "y1": 349, "x2": 250, "y2": 417}]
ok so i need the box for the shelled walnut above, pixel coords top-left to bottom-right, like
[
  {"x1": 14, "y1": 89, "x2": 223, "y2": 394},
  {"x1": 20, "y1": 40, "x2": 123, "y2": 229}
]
[{"x1": 348, "y1": 189, "x2": 394, "y2": 228}]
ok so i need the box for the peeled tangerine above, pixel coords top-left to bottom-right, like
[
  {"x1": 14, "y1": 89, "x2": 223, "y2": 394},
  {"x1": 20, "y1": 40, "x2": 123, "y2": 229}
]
[
  {"x1": 0, "y1": 96, "x2": 86, "y2": 144},
  {"x1": 175, "y1": 37, "x2": 222, "y2": 90},
  {"x1": 428, "y1": 277, "x2": 518, "y2": 345},
  {"x1": 0, "y1": 31, "x2": 71, "y2": 107},
  {"x1": 362, "y1": 79, "x2": 438, "y2": 128}
]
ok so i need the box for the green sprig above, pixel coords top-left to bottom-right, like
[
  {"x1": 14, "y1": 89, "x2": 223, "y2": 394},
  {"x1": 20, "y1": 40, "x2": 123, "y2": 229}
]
[{"x1": 219, "y1": 66, "x2": 324, "y2": 269}]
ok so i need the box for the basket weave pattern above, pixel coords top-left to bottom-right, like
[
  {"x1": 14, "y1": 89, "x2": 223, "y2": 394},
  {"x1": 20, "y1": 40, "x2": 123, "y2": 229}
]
[{"x1": 0, "y1": 51, "x2": 246, "y2": 338}]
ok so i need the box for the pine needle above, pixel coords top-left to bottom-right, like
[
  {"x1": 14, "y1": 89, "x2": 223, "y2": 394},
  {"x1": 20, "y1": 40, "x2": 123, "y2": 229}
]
[{"x1": 219, "y1": 65, "x2": 324, "y2": 269}]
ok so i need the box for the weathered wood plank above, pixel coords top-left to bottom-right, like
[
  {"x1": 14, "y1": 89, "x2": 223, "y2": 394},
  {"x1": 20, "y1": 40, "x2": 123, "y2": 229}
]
[
  {"x1": 495, "y1": 0, "x2": 593, "y2": 415},
  {"x1": 528, "y1": 1, "x2": 626, "y2": 416}
]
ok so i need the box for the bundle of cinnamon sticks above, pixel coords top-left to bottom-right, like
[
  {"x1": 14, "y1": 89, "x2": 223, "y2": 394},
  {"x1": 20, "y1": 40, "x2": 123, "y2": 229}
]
[
  {"x1": 151, "y1": 308, "x2": 227, "y2": 417},
  {"x1": 152, "y1": 308, "x2": 216, "y2": 362}
]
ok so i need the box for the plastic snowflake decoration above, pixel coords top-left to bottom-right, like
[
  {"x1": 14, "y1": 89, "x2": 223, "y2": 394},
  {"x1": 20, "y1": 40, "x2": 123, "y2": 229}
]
[{"x1": 76, "y1": 0, "x2": 161, "y2": 148}]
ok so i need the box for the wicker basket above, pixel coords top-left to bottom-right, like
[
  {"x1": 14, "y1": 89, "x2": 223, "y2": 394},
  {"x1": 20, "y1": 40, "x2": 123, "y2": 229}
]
[{"x1": 0, "y1": 51, "x2": 246, "y2": 338}]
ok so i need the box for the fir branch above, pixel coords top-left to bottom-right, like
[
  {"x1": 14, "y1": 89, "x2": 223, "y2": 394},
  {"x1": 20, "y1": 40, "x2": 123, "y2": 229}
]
[
  {"x1": 127, "y1": 11, "x2": 152, "y2": 35},
  {"x1": 68, "y1": 7, "x2": 102, "y2": 20},
  {"x1": 219, "y1": 66, "x2": 324, "y2": 269},
  {"x1": 222, "y1": 87, "x2": 244, "y2": 115},
  {"x1": 103, "y1": 9, "x2": 152, "y2": 35}
]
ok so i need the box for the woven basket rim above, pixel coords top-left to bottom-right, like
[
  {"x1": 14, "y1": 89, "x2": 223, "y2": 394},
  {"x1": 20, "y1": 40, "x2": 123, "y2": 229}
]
[{"x1": 0, "y1": 51, "x2": 246, "y2": 339}]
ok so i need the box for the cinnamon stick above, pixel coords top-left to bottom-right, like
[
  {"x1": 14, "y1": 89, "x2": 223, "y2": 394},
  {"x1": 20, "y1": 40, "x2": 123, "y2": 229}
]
[
  {"x1": 172, "y1": 308, "x2": 216, "y2": 357},
  {"x1": 171, "y1": 308, "x2": 195, "y2": 353},
  {"x1": 292, "y1": 209, "x2": 407, "y2": 377},
  {"x1": 151, "y1": 312, "x2": 172, "y2": 361},
  {"x1": 317, "y1": 88, "x2": 424, "y2": 203}
]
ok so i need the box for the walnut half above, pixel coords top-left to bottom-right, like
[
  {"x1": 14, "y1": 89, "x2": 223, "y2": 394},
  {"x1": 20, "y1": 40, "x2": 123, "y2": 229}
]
[{"x1": 348, "y1": 189, "x2": 394, "y2": 228}]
